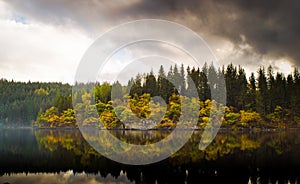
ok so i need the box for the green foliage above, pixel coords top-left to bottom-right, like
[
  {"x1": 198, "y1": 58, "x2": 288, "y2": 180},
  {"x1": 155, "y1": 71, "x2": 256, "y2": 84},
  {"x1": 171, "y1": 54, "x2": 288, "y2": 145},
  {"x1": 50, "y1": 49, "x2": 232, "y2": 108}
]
[
  {"x1": 165, "y1": 93, "x2": 181, "y2": 123},
  {"x1": 0, "y1": 79, "x2": 71, "y2": 125},
  {"x1": 99, "y1": 102, "x2": 121, "y2": 128},
  {"x1": 2, "y1": 63, "x2": 300, "y2": 128},
  {"x1": 239, "y1": 110, "x2": 263, "y2": 128},
  {"x1": 111, "y1": 81, "x2": 123, "y2": 100},
  {"x1": 224, "y1": 111, "x2": 240, "y2": 127},
  {"x1": 34, "y1": 88, "x2": 49, "y2": 96},
  {"x1": 35, "y1": 106, "x2": 76, "y2": 128},
  {"x1": 94, "y1": 82, "x2": 111, "y2": 103},
  {"x1": 129, "y1": 93, "x2": 151, "y2": 119},
  {"x1": 266, "y1": 105, "x2": 290, "y2": 128},
  {"x1": 60, "y1": 109, "x2": 76, "y2": 127}
]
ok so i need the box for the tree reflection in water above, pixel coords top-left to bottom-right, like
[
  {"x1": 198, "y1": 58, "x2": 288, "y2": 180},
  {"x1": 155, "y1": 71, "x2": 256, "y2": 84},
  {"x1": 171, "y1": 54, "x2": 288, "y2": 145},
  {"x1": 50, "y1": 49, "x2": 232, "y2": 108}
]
[{"x1": 0, "y1": 128, "x2": 300, "y2": 183}]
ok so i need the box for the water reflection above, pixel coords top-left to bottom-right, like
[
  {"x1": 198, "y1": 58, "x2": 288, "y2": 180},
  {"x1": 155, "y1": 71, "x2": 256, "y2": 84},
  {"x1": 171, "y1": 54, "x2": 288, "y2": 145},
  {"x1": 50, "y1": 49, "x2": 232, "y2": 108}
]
[
  {"x1": 0, "y1": 170, "x2": 133, "y2": 184},
  {"x1": 109, "y1": 129, "x2": 172, "y2": 145},
  {"x1": 0, "y1": 129, "x2": 300, "y2": 183}
]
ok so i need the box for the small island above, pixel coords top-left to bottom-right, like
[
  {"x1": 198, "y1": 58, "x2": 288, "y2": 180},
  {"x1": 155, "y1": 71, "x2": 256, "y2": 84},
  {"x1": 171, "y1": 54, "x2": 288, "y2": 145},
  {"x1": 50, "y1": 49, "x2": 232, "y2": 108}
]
[{"x1": 1, "y1": 63, "x2": 300, "y2": 130}]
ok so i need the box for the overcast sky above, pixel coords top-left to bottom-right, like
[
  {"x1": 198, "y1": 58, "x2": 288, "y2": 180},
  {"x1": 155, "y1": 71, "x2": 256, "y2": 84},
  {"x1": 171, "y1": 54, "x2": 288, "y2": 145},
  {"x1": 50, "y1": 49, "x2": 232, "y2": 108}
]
[{"x1": 0, "y1": 0, "x2": 299, "y2": 84}]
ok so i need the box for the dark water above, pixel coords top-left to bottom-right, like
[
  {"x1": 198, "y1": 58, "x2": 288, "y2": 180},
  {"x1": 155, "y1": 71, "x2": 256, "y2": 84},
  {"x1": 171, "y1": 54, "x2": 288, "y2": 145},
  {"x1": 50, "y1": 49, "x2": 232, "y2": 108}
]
[{"x1": 0, "y1": 128, "x2": 300, "y2": 184}]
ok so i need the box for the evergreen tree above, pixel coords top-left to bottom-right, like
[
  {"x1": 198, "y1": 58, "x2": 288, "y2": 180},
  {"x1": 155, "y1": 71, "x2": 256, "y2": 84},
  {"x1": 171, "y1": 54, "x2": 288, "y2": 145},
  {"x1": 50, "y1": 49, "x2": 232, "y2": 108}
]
[
  {"x1": 248, "y1": 72, "x2": 257, "y2": 111},
  {"x1": 267, "y1": 66, "x2": 276, "y2": 112},
  {"x1": 157, "y1": 65, "x2": 172, "y2": 102},
  {"x1": 225, "y1": 64, "x2": 238, "y2": 109},
  {"x1": 95, "y1": 82, "x2": 112, "y2": 103},
  {"x1": 236, "y1": 66, "x2": 248, "y2": 110},
  {"x1": 2, "y1": 63, "x2": 300, "y2": 128},
  {"x1": 111, "y1": 81, "x2": 123, "y2": 100},
  {"x1": 274, "y1": 72, "x2": 286, "y2": 108},
  {"x1": 186, "y1": 66, "x2": 194, "y2": 97},
  {"x1": 201, "y1": 64, "x2": 210, "y2": 101},
  {"x1": 286, "y1": 74, "x2": 293, "y2": 109},
  {"x1": 179, "y1": 64, "x2": 186, "y2": 95},
  {"x1": 126, "y1": 78, "x2": 134, "y2": 94},
  {"x1": 208, "y1": 63, "x2": 218, "y2": 101},
  {"x1": 172, "y1": 64, "x2": 181, "y2": 92},
  {"x1": 216, "y1": 68, "x2": 226, "y2": 103},
  {"x1": 129, "y1": 74, "x2": 143, "y2": 97},
  {"x1": 144, "y1": 71, "x2": 157, "y2": 96},
  {"x1": 256, "y1": 67, "x2": 268, "y2": 116},
  {"x1": 292, "y1": 68, "x2": 300, "y2": 118},
  {"x1": 190, "y1": 67, "x2": 201, "y2": 99}
]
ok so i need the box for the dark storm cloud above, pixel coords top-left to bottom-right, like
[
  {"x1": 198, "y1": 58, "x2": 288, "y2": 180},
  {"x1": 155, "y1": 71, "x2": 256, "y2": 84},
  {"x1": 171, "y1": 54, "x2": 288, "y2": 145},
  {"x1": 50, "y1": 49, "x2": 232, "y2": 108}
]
[
  {"x1": 5, "y1": 0, "x2": 300, "y2": 66},
  {"x1": 124, "y1": 0, "x2": 300, "y2": 66},
  {"x1": 4, "y1": 0, "x2": 135, "y2": 32}
]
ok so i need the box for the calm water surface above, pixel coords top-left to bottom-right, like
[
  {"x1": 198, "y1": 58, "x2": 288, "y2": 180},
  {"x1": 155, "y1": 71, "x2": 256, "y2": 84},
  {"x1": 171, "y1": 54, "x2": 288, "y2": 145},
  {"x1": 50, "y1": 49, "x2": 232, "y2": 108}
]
[{"x1": 0, "y1": 128, "x2": 300, "y2": 184}]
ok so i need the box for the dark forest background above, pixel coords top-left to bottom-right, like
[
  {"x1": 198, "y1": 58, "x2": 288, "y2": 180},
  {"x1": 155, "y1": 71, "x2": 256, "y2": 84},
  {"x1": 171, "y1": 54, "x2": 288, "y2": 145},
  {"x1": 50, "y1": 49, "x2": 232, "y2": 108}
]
[{"x1": 1, "y1": 63, "x2": 300, "y2": 128}]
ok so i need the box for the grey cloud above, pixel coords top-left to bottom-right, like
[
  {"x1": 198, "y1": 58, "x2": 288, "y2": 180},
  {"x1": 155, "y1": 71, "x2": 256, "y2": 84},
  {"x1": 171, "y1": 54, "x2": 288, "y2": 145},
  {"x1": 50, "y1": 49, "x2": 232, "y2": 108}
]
[
  {"x1": 4, "y1": 0, "x2": 135, "y2": 33},
  {"x1": 5, "y1": 0, "x2": 300, "y2": 66},
  {"x1": 121, "y1": 0, "x2": 300, "y2": 66}
]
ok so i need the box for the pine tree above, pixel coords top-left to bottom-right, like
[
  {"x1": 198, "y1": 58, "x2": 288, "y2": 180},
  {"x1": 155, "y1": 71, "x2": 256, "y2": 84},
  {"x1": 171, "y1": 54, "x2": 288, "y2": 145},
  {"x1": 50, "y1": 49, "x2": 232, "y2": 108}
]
[
  {"x1": 286, "y1": 74, "x2": 293, "y2": 109},
  {"x1": 208, "y1": 63, "x2": 218, "y2": 101},
  {"x1": 256, "y1": 67, "x2": 268, "y2": 116},
  {"x1": 248, "y1": 72, "x2": 256, "y2": 111},
  {"x1": 236, "y1": 66, "x2": 248, "y2": 110},
  {"x1": 292, "y1": 68, "x2": 300, "y2": 118},
  {"x1": 225, "y1": 63, "x2": 238, "y2": 109},
  {"x1": 189, "y1": 67, "x2": 201, "y2": 99},
  {"x1": 216, "y1": 68, "x2": 226, "y2": 104},
  {"x1": 267, "y1": 65, "x2": 276, "y2": 112},
  {"x1": 172, "y1": 64, "x2": 181, "y2": 92},
  {"x1": 274, "y1": 72, "x2": 286, "y2": 108},
  {"x1": 144, "y1": 71, "x2": 157, "y2": 96},
  {"x1": 179, "y1": 64, "x2": 186, "y2": 95},
  {"x1": 129, "y1": 74, "x2": 143, "y2": 97},
  {"x1": 157, "y1": 65, "x2": 172, "y2": 102},
  {"x1": 111, "y1": 81, "x2": 123, "y2": 100}
]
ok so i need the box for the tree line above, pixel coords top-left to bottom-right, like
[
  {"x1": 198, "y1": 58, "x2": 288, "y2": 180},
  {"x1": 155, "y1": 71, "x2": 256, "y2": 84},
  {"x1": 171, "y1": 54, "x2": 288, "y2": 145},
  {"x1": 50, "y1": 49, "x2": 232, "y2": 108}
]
[
  {"x1": 1, "y1": 63, "x2": 300, "y2": 128},
  {"x1": 127, "y1": 63, "x2": 300, "y2": 128},
  {"x1": 0, "y1": 79, "x2": 72, "y2": 126},
  {"x1": 128, "y1": 63, "x2": 300, "y2": 117}
]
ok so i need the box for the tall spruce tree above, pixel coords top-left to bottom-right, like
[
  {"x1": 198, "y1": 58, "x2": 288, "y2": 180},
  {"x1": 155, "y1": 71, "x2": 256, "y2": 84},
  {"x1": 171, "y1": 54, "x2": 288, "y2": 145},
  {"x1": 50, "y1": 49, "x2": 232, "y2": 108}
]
[
  {"x1": 267, "y1": 66, "x2": 276, "y2": 112},
  {"x1": 179, "y1": 64, "x2": 186, "y2": 95},
  {"x1": 236, "y1": 66, "x2": 248, "y2": 110},
  {"x1": 225, "y1": 64, "x2": 238, "y2": 109},
  {"x1": 256, "y1": 67, "x2": 268, "y2": 116},
  {"x1": 248, "y1": 72, "x2": 257, "y2": 111},
  {"x1": 144, "y1": 70, "x2": 157, "y2": 96}
]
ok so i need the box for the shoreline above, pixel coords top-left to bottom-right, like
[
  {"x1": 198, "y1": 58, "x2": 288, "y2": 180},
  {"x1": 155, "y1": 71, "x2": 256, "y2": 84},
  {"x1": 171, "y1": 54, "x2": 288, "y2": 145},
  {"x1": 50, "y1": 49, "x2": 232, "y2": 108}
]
[{"x1": 1, "y1": 126, "x2": 300, "y2": 132}]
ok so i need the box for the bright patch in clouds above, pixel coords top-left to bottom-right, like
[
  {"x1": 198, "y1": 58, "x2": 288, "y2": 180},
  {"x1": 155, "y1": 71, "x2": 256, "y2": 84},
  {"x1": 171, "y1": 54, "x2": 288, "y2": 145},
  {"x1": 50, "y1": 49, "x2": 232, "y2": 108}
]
[
  {"x1": 0, "y1": 1, "x2": 92, "y2": 84},
  {"x1": 213, "y1": 36, "x2": 293, "y2": 77},
  {"x1": 0, "y1": 0, "x2": 298, "y2": 83}
]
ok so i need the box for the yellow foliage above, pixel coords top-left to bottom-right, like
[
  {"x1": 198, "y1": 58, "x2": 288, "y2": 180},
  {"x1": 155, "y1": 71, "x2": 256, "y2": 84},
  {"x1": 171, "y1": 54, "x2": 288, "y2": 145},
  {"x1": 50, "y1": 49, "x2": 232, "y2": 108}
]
[
  {"x1": 240, "y1": 134, "x2": 260, "y2": 150},
  {"x1": 48, "y1": 115, "x2": 59, "y2": 123},
  {"x1": 240, "y1": 110, "x2": 262, "y2": 127}
]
